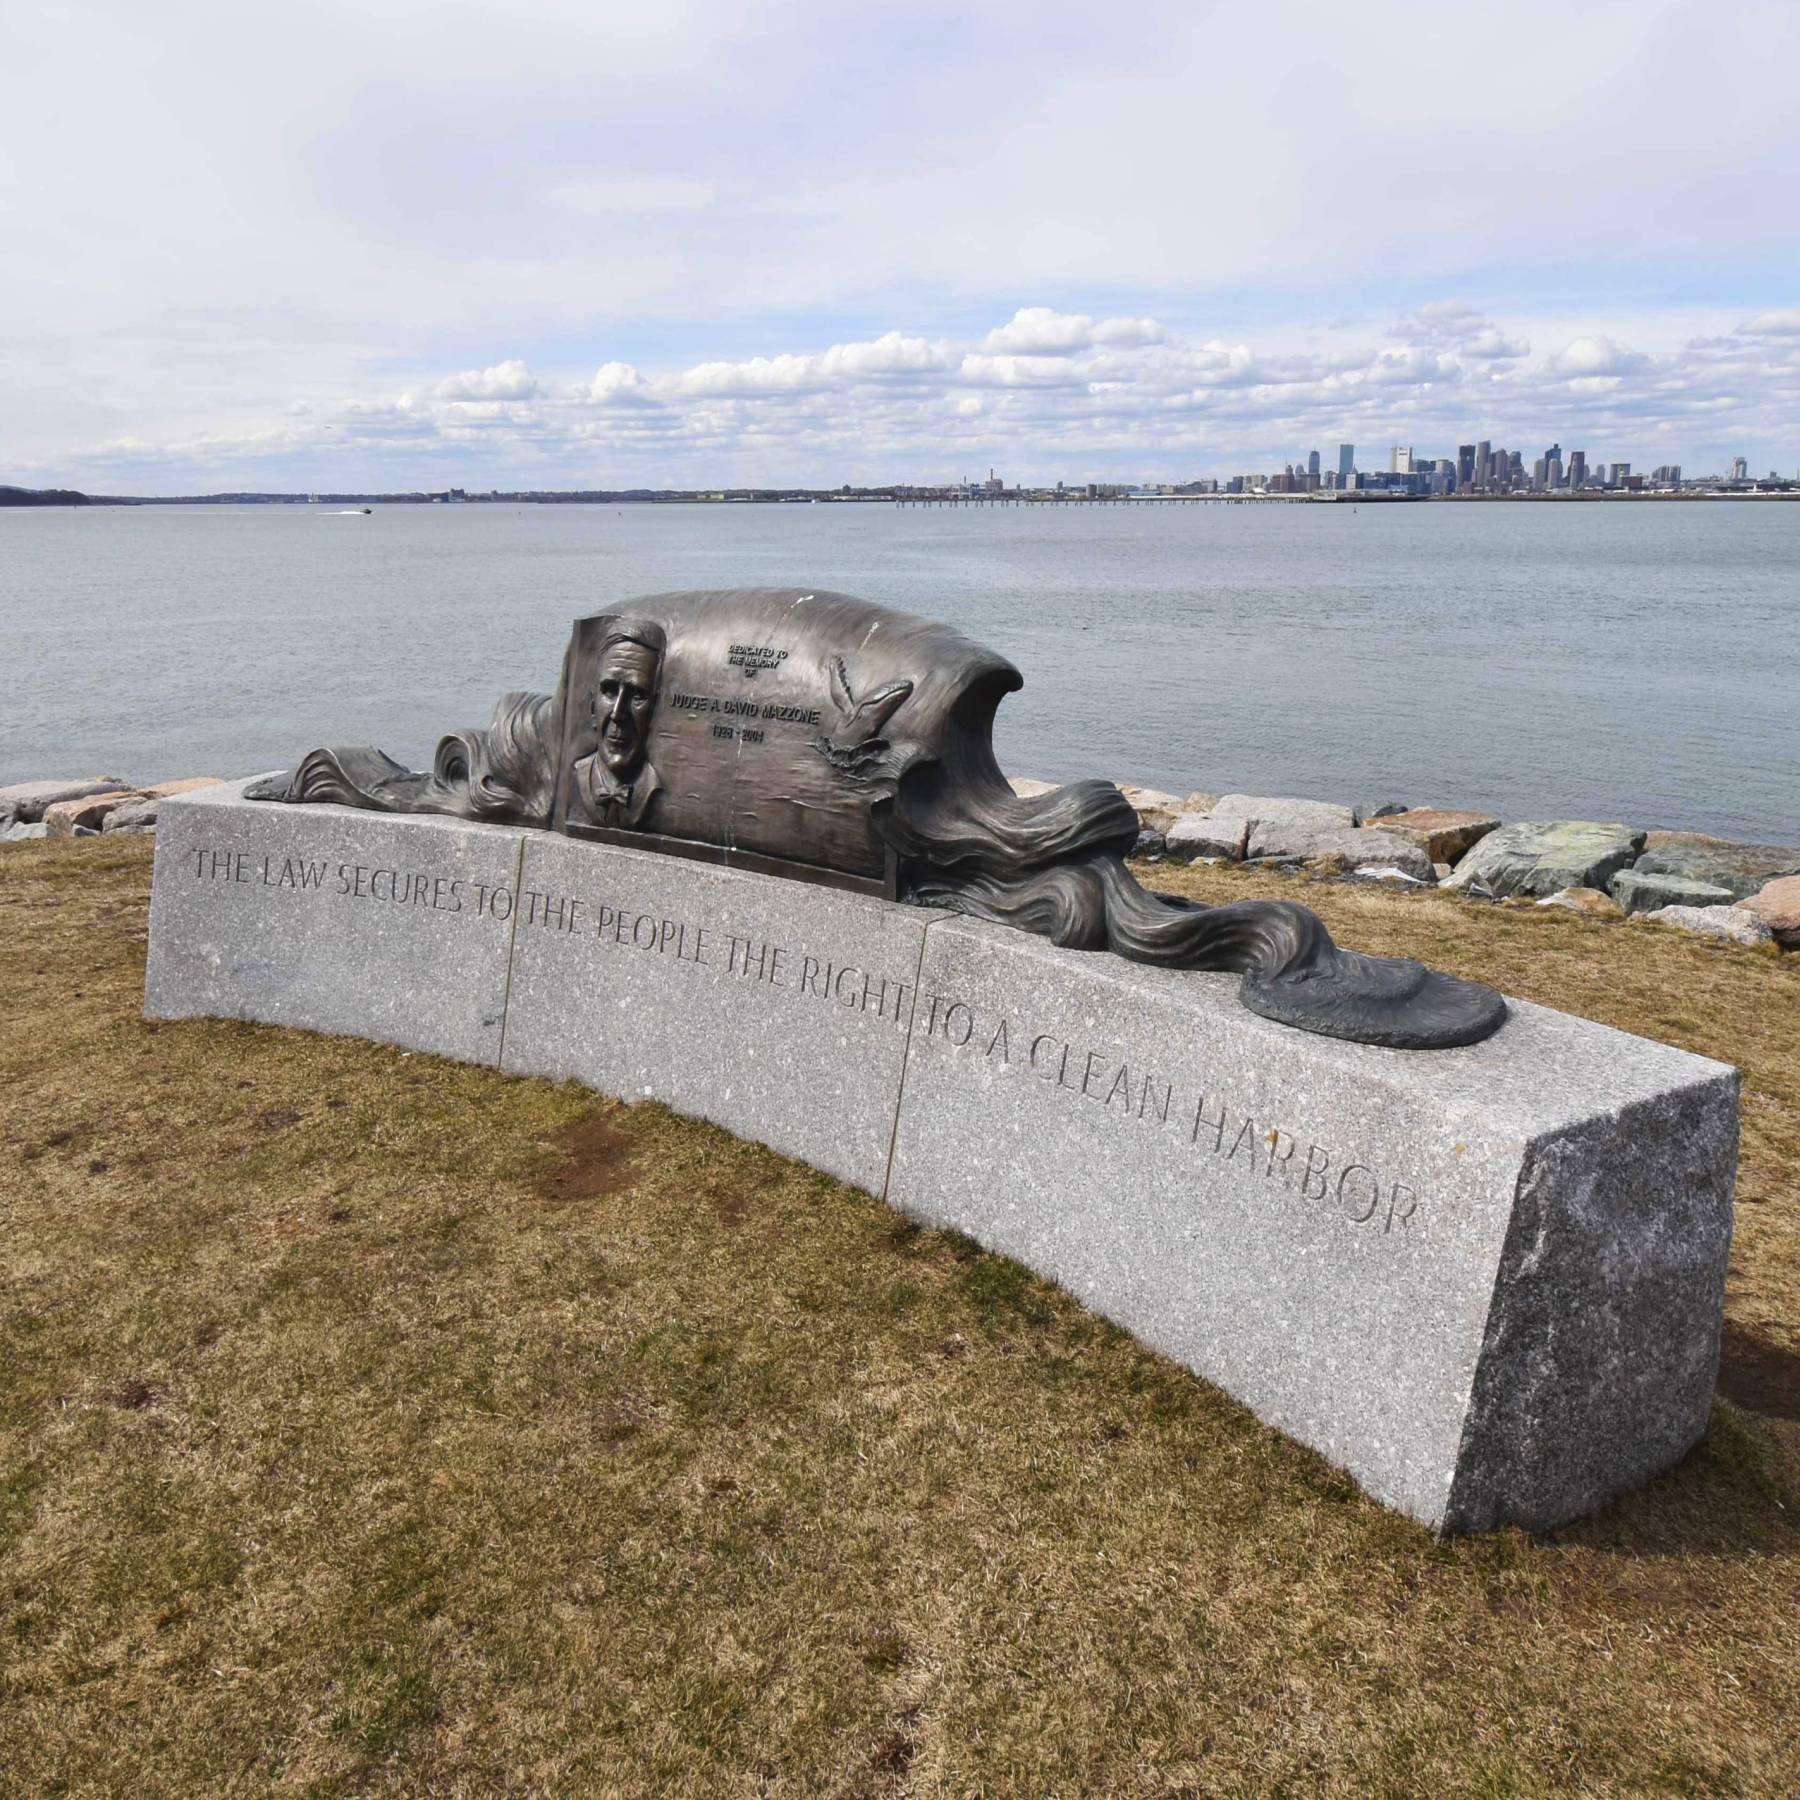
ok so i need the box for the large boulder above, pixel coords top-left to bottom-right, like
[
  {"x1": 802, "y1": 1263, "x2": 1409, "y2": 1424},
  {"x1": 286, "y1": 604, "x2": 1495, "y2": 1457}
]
[
  {"x1": 1008, "y1": 776, "x2": 1059, "y2": 799},
  {"x1": 1443, "y1": 821, "x2": 1645, "y2": 899},
  {"x1": 1249, "y1": 822, "x2": 1434, "y2": 882},
  {"x1": 1183, "y1": 790, "x2": 1220, "y2": 814},
  {"x1": 1117, "y1": 784, "x2": 1187, "y2": 832},
  {"x1": 43, "y1": 791, "x2": 141, "y2": 836},
  {"x1": 1610, "y1": 869, "x2": 1736, "y2": 917},
  {"x1": 1208, "y1": 794, "x2": 1360, "y2": 858},
  {"x1": 1640, "y1": 905, "x2": 1774, "y2": 948},
  {"x1": 1371, "y1": 808, "x2": 1501, "y2": 865},
  {"x1": 0, "y1": 776, "x2": 130, "y2": 825},
  {"x1": 2, "y1": 821, "x2": 50, "y2": 842},
  {"x1": 99, "y1": 777, "x2": 225, "y2": 836},
  {"x1": 1210, "y1": 793, "x2": 1358, "y2": 831},
  {"x1": 1735, "y1": 875, "x2": 1800, "y2": 949},
  {"x1": 1164, "y1": 813, "x2": 1249, "y2": 862},
  {"x1": 101, "y1": 797, "x2": 161, "y2": 834},
  {"x1": 1633, "y1": 831, "x2": 1800, "y2": 903}
]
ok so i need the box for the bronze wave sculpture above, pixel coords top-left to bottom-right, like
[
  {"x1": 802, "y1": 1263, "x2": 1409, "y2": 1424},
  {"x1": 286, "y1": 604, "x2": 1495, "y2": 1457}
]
[{"x1": 271, "y1": 586, "x2": 1505, "y2": 1050}]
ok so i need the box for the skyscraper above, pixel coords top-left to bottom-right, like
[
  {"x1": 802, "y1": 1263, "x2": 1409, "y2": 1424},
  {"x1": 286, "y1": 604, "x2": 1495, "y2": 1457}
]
[
  {"x1": 1731, "y1": 456, "x2": 1748, "y2": 482},
  {"x1": 1390, "y1": 445, "x2": 1413, "y2": 474},
  {"x1": 1568, "y1": 451, "x2": 1587, "y2": 490},
  {"x1": 1457, "y1": 445, "x2": 1476, "y2": 487},
  {"x1": 1307, "y1": 449, "x2": 1321, "y2": 480},
  {"x1": 1338, "y1": 443, "x2": 1354, "y2": 481},
  {"x1": 1474, "y1": 440, "x2": 1491, "y2": 491}
]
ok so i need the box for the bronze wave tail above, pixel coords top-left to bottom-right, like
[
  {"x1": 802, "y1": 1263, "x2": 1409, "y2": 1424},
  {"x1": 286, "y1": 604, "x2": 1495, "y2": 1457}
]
[{"x1": 884, "y1": 746, "x2": 1505, "y2": 1052}]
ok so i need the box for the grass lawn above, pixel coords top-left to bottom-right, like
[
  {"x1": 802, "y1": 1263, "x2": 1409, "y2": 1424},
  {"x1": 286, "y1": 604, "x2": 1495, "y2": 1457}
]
[{"x1": 2, "y1": 836, "x2": 1797, "y2": 1797}]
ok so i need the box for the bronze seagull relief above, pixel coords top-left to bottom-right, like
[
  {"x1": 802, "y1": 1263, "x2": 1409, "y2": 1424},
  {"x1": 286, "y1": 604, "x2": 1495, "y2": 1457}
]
[{"x1": 816, "y1": 655, "x2": 914, "y2": 771}]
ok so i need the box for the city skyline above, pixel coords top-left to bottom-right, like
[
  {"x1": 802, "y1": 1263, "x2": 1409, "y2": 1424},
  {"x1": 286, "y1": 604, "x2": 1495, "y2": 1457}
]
[{"x1": 5, "y1": 3, "x2": 1798, "y2": 493}]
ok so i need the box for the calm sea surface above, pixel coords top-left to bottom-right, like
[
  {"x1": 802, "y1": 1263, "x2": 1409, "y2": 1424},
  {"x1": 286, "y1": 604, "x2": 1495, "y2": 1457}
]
[{"x1": 4, "y1": 500, "x2": 1796, "y2": 843}]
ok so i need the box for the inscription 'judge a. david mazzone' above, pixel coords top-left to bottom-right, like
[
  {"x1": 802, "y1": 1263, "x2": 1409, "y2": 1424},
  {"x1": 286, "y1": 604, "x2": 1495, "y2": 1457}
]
[{"x1": 917, "y1": 991, "x2": 1422, "y2": 1236}]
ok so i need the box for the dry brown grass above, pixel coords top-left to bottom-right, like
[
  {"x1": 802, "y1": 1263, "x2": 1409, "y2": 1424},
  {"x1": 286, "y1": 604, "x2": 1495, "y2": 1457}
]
[{"x1": 1, "y1": 837, "x2": 1796, "y2": 1798}]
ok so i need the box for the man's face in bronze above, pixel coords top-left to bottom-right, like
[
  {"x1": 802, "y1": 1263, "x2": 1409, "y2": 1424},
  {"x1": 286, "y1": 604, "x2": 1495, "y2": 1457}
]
[{"x1": 594, "y1": 640, "x2": 659, "y2": 777}]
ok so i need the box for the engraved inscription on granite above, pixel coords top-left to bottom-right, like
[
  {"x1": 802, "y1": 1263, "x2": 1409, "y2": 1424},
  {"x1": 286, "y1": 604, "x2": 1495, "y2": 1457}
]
[
  {"x1": 499, "y1": 832, "x2": 931, "y2": 1193},
  {"x1": 145, "y1": 782, "x2": 526, "y2": 1065},
  {"x1": 146, "y1": 781, "x2": 1737, "y2": 1533}
]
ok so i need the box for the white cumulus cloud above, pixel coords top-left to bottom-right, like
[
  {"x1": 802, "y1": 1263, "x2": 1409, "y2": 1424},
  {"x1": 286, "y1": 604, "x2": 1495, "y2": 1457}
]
[
  {"x1": 1393, "y1": 302, "x2": 1528, "y2": 361},
  {"x1": 582, "y1": 360, "x2": 648, "y2": 402},
  {"x1": 981, "y1": 307, "x2": 1097, "y2": 354},
  {"x1": 979, "y1": 307, "x2": 1167, "y2": 356},
  {"x1": 432, "y1": 358, "x2": 540, "y2": 401},
  {"x1": 1461, "y1": 328, "x2": 1530, "y2": 362},
  {"x1": 1546, "y1": 336, "x2": 1648, "y2": 378},
  {"x1": 665, "y1": 332, "x2": 954, "y2": 397}
]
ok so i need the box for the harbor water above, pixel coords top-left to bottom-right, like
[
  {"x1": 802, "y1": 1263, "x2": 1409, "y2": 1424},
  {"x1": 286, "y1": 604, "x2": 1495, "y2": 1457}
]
[{"x1": 4, "y1": 499, "x2": 1796, "y2": 843}]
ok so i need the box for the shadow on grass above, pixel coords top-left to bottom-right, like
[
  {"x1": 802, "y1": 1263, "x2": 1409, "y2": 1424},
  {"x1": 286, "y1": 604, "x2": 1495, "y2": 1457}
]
[
  {"x1": 1716, "y1": 1320, "x2": 1800, "y2": 1421},
  {"x1": 1546, "y1": 1401, "x2": 1796, "y2": 1560}
]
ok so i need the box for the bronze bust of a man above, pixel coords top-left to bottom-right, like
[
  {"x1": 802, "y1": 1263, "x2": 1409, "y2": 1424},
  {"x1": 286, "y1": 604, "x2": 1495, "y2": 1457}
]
[{"x1": 569, "y1": 621, "x2": 664, "y2": 831}]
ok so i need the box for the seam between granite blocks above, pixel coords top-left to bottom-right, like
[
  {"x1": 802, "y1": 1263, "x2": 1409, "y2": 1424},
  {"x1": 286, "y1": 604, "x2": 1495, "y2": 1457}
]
[
  {"x1": 879, "y1": 912, "x2": 942, "y2": 1205},
  {"x1": 493, "y1": 832, "x2": 529, "y2": 1071}
]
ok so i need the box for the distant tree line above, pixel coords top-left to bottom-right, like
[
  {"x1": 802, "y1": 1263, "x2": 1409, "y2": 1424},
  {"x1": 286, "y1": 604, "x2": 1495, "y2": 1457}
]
[{"x1": 0, "y1": 484, "x2": 102, "y2": 506}]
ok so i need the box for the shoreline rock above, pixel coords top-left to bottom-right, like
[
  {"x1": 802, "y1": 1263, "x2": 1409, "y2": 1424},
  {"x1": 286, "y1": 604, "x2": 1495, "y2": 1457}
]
[
  {"x1": 1211, "y1": 794, "x2": 1358, "y2": 832},
  {"x1": 1373, "y1": 808, "x2": 1501, "y2": 865},
  {"x1": 1640, "y1": 904, "x2": 1774, "y2": 947},
  {"x1": 0, "y1": 777, "x2": 130, "y2": 831},
  {"x1": 1116, "y1": 785, "x2": 1186, "y2": 833},
  {"x1": 1250, "y1": 821, "x2": 1434, "y2": 881},
  {"x1": 3, "y1": 776, "x2": 224, "y2": 842},
  {"x1": 1610, "y1": 869, "x2": 1737, "y2": 916},
  {"x1": 1734, "y1": 876, "x2": 1800, "y2": 949},
  {"x1": 1165, "y1": 814, "x2": 1250, "y2": 862},
  {"x1": 1634, "y1": 831, "x2": 1800, "y2": 902},
  {"x1": 45, "y1": 792, "x2": 135, "y2": 835},
  {"x1": 1443, "y1": 821, "x2": 1646, "y2": 899}
]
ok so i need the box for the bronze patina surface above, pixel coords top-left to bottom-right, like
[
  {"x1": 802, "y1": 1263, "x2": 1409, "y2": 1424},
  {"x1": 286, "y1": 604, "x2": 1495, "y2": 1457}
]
[{"x1": 273, "y1": 586, "x2": 1505, "y2": 1049}]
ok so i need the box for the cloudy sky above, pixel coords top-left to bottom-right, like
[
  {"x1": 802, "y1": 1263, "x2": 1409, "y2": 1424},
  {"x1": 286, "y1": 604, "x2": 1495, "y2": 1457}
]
[{"x1": 5, "y1": 0, "x2": 1798, "y2": 492}]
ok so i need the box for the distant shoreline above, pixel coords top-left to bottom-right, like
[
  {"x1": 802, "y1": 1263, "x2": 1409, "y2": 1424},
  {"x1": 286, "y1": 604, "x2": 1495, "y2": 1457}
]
[{"x1": 7, "y1": 484, "x2": 1800, "y2": 509}]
